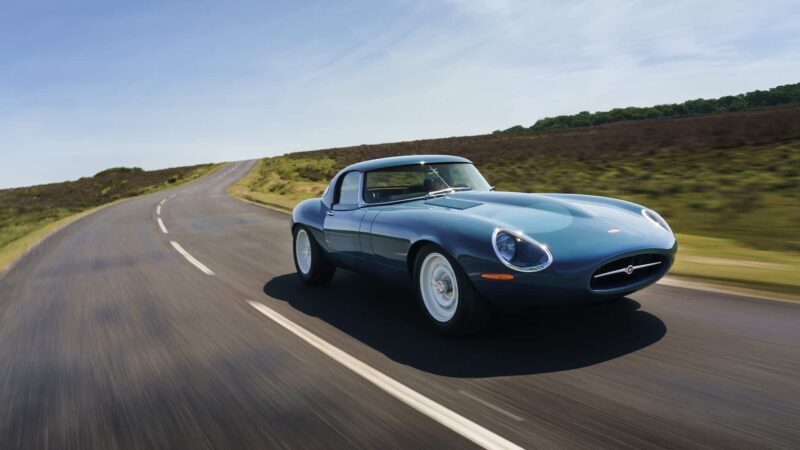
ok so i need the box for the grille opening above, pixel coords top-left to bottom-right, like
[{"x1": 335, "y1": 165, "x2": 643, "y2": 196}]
[{"x1": 591, "y1": 253, "x2": 667, "y2": 291}]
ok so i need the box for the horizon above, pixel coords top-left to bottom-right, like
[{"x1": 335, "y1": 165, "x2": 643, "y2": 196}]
[{"x1": 2, "y1": 0, "x2": 799, "y2": 189}]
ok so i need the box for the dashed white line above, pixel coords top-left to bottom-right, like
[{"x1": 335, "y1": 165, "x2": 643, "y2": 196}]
[
  {"x1": 160, "y1": 198, "x2": 167, "y2": 206},
  {"x1": 156, "y1": 205, "x2": 161, "y2": 216},
  {"x1": 170, "y1": 241, "x2": 215, "y2": 275},
  {"x1": 458, "y1": 390, "x2": 525, "y2": 423},
  {"x1": 247, "y1": 301, "x2": 523, "y2": 450},
  {"x1": 157, "y1": 218, "x2": 168, "y2": 234}
]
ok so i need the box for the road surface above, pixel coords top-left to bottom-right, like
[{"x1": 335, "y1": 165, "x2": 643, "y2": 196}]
[{"x1": 1, "y1": 161, "x2": 798, "y2": 449}]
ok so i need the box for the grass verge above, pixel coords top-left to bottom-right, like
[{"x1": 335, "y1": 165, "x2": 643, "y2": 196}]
[
  {"x1": 670, "y1": 234, "x2": 799, "y2": 297},
  {"x1": 228, "y1": 159, "x2": 326, "y2": 212}
]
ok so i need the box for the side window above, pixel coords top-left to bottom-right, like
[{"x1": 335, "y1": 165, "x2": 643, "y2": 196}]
[{"x1": 335, "y1": 171, "x2": 361, "y2": 207}]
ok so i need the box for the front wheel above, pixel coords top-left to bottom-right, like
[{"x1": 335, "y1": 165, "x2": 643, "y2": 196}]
[
  {"x1": 293, "y1": 226, "x2": 335, "y2": 286},
  {"x1": 413, "y1": 244, "x2": 490, "y2": 336}
]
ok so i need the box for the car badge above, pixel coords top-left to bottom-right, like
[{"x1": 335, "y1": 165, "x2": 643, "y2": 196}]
[
  {"x1": 625, "y1": 265, "x2": 635, "y2": 275},
  {"x1": 607, "y1": 228, "x2": 622, "y2": 233}
]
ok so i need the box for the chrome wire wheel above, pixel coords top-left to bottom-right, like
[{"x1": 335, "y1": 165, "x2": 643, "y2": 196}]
[
  {"x1": 295, "y1": 229, "x2": 312, "y2": 275},
  {"x1": 419, "y1": 252, "x2": 459, "y2": 323}
]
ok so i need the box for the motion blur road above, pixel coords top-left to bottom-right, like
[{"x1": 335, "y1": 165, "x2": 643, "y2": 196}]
[{"x1": 1, "y1": 161, "x2": 798, "y2": 449}]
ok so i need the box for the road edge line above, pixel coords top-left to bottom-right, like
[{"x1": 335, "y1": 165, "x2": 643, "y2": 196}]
[
  {"x1": 657, "y1": 276, "x2": 798, "y2": 303},
  {"x1": 247, "y1": 300, "x2": 523, "y2": 450}
]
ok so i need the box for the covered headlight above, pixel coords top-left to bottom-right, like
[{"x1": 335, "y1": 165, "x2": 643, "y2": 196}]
[
  {"x1": 642, "y1": 209, "x2": 672, "y2": 234},
  {"x1": 495, "y1": 231, "x2": 516, "y2": 261},
  {"x1": 491, "y1": 228, "x2": 553, "y2": 272}
]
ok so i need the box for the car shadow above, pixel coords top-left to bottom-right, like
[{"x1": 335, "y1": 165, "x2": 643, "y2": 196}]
[{"x1": 262, "y1": 271, "x2": 666, "y2": 378}]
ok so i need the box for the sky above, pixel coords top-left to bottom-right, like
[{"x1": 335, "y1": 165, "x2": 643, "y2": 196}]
[{"x1": 1, "y1": 0, "x2": 799, "y2": 188}]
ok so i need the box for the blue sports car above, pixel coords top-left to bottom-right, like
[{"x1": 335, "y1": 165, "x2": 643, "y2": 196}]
[{"x1": 291, "y1": 155, "x2": 677, "y2": 336}]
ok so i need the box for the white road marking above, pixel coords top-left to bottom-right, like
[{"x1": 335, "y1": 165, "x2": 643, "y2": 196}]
[
  {"x1": 160, "y1": 199, "x2": 166, "y2": 206},
  {"x1": 247, "y1": 301, "x2": 523, "y2": 450},
  {"x1": 170, "y1": 241, "x2": 215, "y2": 275},
  {"x1": 458, "y1": 390, "x2": 525, "y2": 423},
  {"x1": 156, "y1": 205, "x2": 161, "y2": 216},
  {"x1": 169, "y1": 193, "x2": 177, "y2": 199},
  {"x1": 657, "y1": 276, "x2": 795, "y2": 303},
  {"x1": 157, "y1": 218, "x2": 168, "y2": 234}
]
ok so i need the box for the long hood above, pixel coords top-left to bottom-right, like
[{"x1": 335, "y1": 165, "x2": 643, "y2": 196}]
[{"x1": 430, "y1": 191, "x2": 676, "y2": 259}]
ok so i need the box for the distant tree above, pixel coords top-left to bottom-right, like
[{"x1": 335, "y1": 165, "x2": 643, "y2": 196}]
[
  {"x1": 498, "y1": 82, "x2": 800, "y2": 134},
  {"x1": 94, "y1": 167, "x2": 144, "y2": 177},
  {"x1": 500, "y1": 125, "x2": 529, "y2": 134}
]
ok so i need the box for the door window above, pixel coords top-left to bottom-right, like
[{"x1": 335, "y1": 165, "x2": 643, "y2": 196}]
[{"x1": 334, "y1": 171, "x2": 361, "y2": 209}]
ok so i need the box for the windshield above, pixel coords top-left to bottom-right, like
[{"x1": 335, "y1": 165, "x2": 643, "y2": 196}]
[{"x1": 363, "y1": 163, "x2": 491, "y2": 204}]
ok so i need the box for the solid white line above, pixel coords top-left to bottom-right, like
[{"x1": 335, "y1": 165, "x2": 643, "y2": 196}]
[
  {"x1": 156, "y1": 205, "x2": 161, "y2": 216},
  {"x1": 458, "y1": 390, "x2": 525, "y2": 423},
  {"x1": 170, "y1": 241, "x2": 215, "y2": 275},
  {"x1": 247, "y1": 301, "x2": 522, "y2": 450},
  {"x1": 157, "y1": 218, "x2": 168, "y2": 234},
  {"x1": 657, "y1": 276, "x2": 797, "y2": 303}
]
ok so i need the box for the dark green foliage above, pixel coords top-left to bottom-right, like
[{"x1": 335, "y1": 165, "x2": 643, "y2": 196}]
[
  {"x1": 94, "y1": 167, "x2": 144, "y2": 177},
  {"x1": 497, "y1": 82, "x2": 800, "y2": 133}
]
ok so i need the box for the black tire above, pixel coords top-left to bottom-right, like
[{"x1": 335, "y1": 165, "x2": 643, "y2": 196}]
[
  {"x1": 413, "y1": 244, "x2": 490, "y2": 336},
  {"x1": 293, "y1": 225, "x2": 336, "y2": 286}
]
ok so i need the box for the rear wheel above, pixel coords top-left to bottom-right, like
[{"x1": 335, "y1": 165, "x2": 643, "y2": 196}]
[
  {"x1": 414, "y1": 244, "x2": 489, "y2": 336},
  {"x1": 293, "y1": 226, "x2": 335, "y2": 286}
]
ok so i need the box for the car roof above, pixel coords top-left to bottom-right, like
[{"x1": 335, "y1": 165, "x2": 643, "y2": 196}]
[{"x1": 342, "y1": 154, "x2": 472, "y2": 173}]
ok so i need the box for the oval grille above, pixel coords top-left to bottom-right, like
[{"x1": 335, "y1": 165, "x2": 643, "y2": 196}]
[{"x1": 590, "y1": 253, "x2": 667, "y2": 291}]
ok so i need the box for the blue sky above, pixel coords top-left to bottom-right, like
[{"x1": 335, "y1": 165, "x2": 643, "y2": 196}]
[{"x1": 1, "y1": 0, "x2": 799, "y2": 188}]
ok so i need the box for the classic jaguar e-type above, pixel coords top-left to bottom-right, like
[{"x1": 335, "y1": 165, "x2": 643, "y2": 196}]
[{"x1": 291, "y1": 155, "x2": 677, "y2": 335}]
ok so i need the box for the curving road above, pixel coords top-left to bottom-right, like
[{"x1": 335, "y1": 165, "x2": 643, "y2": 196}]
[{"x1": 1, "y1": 161, "x2": 798, "y2": 449}]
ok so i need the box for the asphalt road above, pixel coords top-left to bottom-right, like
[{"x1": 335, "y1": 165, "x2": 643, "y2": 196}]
[{"x1": 1, "y1": 161, "x2": 798, "y2": 449}]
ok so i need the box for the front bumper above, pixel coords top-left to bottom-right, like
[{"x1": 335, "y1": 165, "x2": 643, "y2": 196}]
[{"x1": 462, "y1": 246, "x2": 676, "y2": 307}]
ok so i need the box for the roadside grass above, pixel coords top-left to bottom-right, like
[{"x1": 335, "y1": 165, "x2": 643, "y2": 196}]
[
  {"x1": 229, "y1": 108, "x2": 800, "y2": 297},
  {"x1": 482, "y1": 143, "x2": 800, "y2": 252},
  {"x1": 228, "y1": 158, "x2": 327, "y2": 212},
  {"x1": 671, "y1": 234, "x2": 800, "y2": 296},
  {"x1": 0, "y1": 163, "x2": 222, "y2": 273}
]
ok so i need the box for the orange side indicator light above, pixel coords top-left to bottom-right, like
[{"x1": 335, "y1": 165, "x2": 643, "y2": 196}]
[{"x1": 480, "y1": 273, "x2": 514, "y2": 280}]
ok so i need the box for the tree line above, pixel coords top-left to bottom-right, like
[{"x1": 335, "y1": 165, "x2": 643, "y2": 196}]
[{"x1": 495, "y1": 82, "x2": 800, "y2": 134}]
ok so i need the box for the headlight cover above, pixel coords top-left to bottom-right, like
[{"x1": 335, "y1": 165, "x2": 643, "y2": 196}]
[
  {"x1": 642, "y1": 209, "x2": 672, "y2": 234},
  {"x1": 491, "y1": 228, "x2": 553, "y2": 272}
]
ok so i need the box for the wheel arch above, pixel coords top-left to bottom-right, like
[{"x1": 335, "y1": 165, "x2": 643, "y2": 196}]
[
  {"x1": 407, "y1": 239, "x2": 439, "y2": 276},
  {"x1": 292, "y1": 198, "x2": 329, "y2": 252}
]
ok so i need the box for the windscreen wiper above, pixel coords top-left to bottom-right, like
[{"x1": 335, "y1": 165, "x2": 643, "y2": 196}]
[
  {"x1": 425, "y1": 187, "x2": 455, "y2": 198},
  {"x1": 425, "y1": 186, "x2": 471, "y2": 199}
]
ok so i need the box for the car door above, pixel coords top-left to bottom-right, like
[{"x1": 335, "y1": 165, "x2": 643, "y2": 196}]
[{"x1": 323, "y1": 171, "x2": 366, "y2": 269}]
